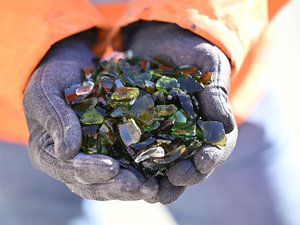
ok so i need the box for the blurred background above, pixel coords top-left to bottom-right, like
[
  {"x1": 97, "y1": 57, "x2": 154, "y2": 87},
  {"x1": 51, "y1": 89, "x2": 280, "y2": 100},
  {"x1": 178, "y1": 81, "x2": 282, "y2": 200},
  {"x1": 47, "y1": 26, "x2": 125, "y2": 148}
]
[{"x1": 1, "y1": 1, "x2": 300, "y2": 225}]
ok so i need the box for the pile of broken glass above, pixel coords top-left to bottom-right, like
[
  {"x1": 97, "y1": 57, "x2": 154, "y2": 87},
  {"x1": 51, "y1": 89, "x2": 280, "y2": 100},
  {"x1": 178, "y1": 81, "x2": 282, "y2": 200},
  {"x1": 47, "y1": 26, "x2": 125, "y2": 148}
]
[{"x1": 65, "y1": 55, "x2": 226, "y2": 180}]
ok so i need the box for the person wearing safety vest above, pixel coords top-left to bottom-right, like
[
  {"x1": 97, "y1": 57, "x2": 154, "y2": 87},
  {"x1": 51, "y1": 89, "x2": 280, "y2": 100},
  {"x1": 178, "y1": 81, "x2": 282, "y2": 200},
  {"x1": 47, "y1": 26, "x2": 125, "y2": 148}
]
[{"x1": 0, "y1": 0, "x2": 288, "y2": 203}]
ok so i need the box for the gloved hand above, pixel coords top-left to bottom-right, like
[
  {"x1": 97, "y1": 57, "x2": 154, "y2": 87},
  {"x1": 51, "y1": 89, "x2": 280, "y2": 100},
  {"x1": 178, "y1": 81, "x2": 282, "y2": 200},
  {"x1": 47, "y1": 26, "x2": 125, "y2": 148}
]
[
  {"x1": 23, "y1": 30, "x2": 158, "y2": 201},
  {"x1": 123, "y1": 22, "x2": 238, "y2": 203}
]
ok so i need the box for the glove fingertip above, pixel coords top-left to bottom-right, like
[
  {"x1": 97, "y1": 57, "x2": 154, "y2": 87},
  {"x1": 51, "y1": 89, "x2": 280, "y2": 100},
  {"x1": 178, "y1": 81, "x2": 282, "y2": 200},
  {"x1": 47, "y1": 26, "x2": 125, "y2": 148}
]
[
  {"x1": 149, "y1": 177, "x2": 185, "y2": 205},
  {"x1": 139, "y1": 177, "x2": 159, "y2": 198},
  {"x1": 168, "y1": 159, "x2": 205, "y2": 186}
]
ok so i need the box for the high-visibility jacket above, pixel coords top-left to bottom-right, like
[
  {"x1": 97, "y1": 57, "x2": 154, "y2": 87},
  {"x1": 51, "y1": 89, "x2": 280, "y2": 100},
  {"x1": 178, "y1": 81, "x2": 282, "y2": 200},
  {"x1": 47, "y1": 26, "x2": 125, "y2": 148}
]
[{"x1": 0, "y1": 0, "x2": 288, "y2": 144}]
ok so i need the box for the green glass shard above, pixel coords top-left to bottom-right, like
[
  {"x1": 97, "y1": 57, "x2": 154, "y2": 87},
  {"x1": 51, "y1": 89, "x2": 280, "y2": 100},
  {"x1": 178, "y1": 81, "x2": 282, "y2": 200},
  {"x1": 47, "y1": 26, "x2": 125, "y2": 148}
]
[
  {"x1": 143, "y1": 120, "x2": 160, "y2": 132},
  {"x1": 73, "y1": 97, "x2": 98, "y2": 118},
  {"x1": 196, "y1": 127, "x2": 204, "y2": 140},
  {"x1": 99, "y1": 121, "x2": 116, "y2": 146},
  {"x1": 81, "y1": 132, "x2": 98, "y2": 154},
  {"x1": 172, "y1": 110, "x2": 187, "y2": 123},
  {"x1": 156, "y1": 104, "x2": 177, "y2": 117},
  {"x1": 97, "y1": 141, "x2": 110, "y2": 155},
  {"x1": 111, "y1": 87, "x2": 139, "y2": 101},
  {"x1": 106, "y1": 94, "x2": 136, "y2": 109},
  {"x1": 80, "y1": 108, "x2": 104, "y2": 125},
  {"x1": 171, "y1": 120, "x2": 196, "y2": 137},
  {"x1": 128, "y1": 94, "x2": 155, "y2": 126},
  {"x1": 156, "y1": 76, "x2": 180, "y2": 94}
]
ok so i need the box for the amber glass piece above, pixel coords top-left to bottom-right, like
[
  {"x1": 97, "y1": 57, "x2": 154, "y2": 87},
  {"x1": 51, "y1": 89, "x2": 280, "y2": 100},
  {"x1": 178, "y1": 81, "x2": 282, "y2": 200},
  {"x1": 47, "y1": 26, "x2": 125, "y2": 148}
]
[
  {"x1": 199, "y1": 71, "x2": 213, "y2": 84},
  {"x1": 178, "y1": 65, "x2": 198, "y2": 76},
  {"x1": 111, "y1": 87, "x2": 139, "y2": 101},
  {"x1": 82, "y1": 66, "x2": 94, "y2": 79},
  {"x1": 64, "y1": 83, "x2": 81, "y2": 104}
]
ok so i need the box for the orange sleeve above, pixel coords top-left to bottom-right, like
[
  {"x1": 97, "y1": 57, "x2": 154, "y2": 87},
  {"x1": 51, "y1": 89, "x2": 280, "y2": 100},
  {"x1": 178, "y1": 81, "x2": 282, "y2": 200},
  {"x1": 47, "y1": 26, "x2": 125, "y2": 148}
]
[
  {"x1": 0, "y1": 0, "x2": 109, "y2": 144},
  {"x1": 109, "y1": 0, "x2": 288, "y2": 124},
  {"x1": 110, "y1": 0, "x2": 270, "y2": 76}
]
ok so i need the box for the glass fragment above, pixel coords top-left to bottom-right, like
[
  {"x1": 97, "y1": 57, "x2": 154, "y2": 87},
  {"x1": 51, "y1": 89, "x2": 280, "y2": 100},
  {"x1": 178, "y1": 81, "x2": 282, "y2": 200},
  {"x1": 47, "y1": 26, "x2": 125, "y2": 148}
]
[
  {"x1": 111, "y1": 87, "x2": 139, "y2": 101},
  {"x1": 128, "y1": 94, "x2": 155, "y2": 126},
  {"x1": 65, "y1": 54, "x2": 226, "y2": 177},
  {"x1": 80, "y1": 108, "x2": 104, "y2": 125},
  {"x1": 198, "y1": 120, "x2": 226, "y2": 146},
  {"x1": 156, "y1": 104, "x2": 177, "y2": 117},
  {"x1": 156, "y1": 76, "x2": 180, "y2": 94},
  {"x1": 199, "y1": 71, "x2": 213, "y2": 84},
  {"x1": 131, "y1": 137, "x2": 156, "y2": 151},
  {"x1": 135, "y1": 146, "x2": 165, "y2": 163},
  {"x1": 118, "y1": 119, "x2": 142, "y2": 146}
]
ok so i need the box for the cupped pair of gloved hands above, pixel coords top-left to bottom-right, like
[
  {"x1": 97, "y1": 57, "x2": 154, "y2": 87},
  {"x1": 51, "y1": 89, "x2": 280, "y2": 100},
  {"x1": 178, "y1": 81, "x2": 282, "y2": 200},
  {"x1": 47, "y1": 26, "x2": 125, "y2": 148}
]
[{"x1": 24, "y1": 22, "x2": 238, "y2": 204}]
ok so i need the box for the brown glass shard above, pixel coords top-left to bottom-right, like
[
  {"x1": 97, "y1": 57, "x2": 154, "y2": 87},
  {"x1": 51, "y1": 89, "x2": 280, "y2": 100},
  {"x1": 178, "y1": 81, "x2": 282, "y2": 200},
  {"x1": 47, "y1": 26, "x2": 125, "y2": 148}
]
[{"x1": 199, "y1": 71, "x2": 213, "y2": 85}]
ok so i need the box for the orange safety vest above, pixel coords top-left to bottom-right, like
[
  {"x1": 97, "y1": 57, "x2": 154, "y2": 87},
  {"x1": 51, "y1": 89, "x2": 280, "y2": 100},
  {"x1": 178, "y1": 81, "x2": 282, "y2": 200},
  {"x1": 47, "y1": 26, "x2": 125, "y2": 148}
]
[{"x1": 0, "y1": 0, "x2": 288, "y2": 144}]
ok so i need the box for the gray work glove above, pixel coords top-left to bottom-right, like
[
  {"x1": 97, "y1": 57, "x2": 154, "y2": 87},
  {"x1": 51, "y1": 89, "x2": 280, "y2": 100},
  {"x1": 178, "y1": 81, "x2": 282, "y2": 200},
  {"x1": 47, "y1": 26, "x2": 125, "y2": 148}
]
[
  {"x1": 123, "y1": 22, "x2": 238, "y2": 203},
  {"x1": 23, "y1": 30, "x2": 158, "y2": 201}
]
